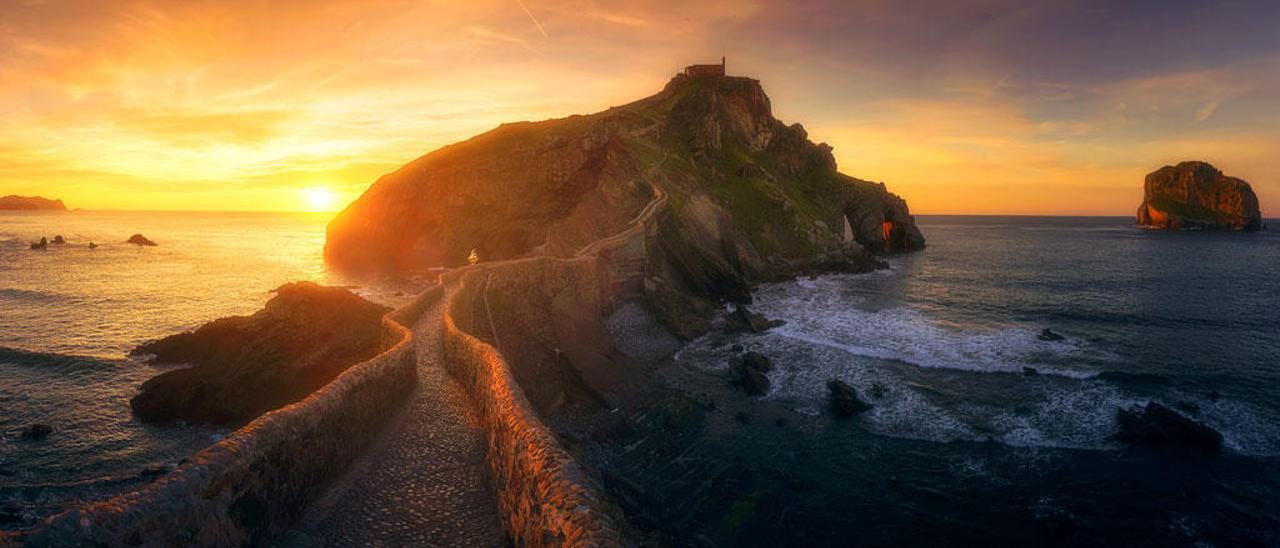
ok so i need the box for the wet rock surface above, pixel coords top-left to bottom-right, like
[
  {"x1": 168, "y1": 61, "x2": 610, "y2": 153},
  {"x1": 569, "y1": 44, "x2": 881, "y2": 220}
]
[
  {"x1": 1115, "y1": 402, "x2": 1223, "y2": 451},
  {"x1": 826, "y1": 379, "x2": 872, "y2": 418},
  {"x1": 729, "y1": 351, "x2": 773, "y2": 395}
]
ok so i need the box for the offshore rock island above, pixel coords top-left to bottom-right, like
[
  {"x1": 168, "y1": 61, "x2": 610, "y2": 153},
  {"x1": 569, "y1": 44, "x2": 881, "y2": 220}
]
[
  {"x1": 1136, "y1": 161, "x2": 1263, "y2": 231},
  {"x1": 0, "y1": 195, "x2": 66, "y2": 210}
]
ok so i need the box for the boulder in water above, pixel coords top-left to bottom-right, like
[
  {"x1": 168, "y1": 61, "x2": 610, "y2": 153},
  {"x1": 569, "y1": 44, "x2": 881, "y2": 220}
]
[
  {"x1": 827, "y1": 379, "x2": 871, "y2": 417},
  {"x1": 126, "y1": 233, "x2": 158, "y2": 246},
  {"x1": 1115, "y1": 402, "x2": 1222, "y2": 451},
  {"x1": 1037, "y1": 328, "x2": 1064, "y2": 342},
  {"x1": 729, "y1": 351, "x2": 772, "y2": 395},
  {"x1": 19, "y1": 423, "x2": 53, "y2": 440},
  {"x1": 723, "y1": 304, "x2": 785, "y2": 334}
]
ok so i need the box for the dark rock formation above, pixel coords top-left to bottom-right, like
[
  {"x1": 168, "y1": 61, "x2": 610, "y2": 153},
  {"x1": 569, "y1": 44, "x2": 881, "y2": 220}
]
[
  {"x1": 1115, "y1": 402, "x2": 1222, "y2": 451},
  {"x1": 126, "y1": 233, "x2": 158, "y2": 246},
  {"x1": 1136, "y1": 161, "x2": 1263, "y2": 231},
  {"x1": 1037, "y1": 328, "x2": 1064, "y2": 342},
  {"x1": 723, "y1": 304, "x2": 784, "y2": 334},
  {"x1": 729, "y1": 351, "x2": 773, "y2": 395},
  {"x1": 326, "y1": 73, "x2": 924, "y2": 340},
  {"x1": 19, "y1": 423, "x2": 53, "y2": 440},
  {"x1": 88, "y1": 242, "x2": 98, "y2": 249},
  {"x1": 0, "y1": 195, "x2": 66, "y2": 210},
  {"x1": 827, "y1": 380, "x2": 871, "y2": 417},
  {"x1": 129, "y1": 282, "x2": 390, "y2": 426}
]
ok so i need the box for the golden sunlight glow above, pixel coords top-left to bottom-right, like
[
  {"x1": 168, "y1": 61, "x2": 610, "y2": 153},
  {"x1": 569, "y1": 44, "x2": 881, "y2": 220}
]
[
  {"x1": 1, "y1": 1, "x2": 1275, "y2": 214},
  {"x1": 301, "y1": 187, "x2": 339, "y2": 212}
]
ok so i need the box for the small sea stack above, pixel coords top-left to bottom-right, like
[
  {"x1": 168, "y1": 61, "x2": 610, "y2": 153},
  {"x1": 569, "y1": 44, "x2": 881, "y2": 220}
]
[
  {"x1": 1136, "y1": 161, "x2": 1263, "y2": 231},
  {"x1": 126, "y1": 233, "x2": 158, "y2": 246}
]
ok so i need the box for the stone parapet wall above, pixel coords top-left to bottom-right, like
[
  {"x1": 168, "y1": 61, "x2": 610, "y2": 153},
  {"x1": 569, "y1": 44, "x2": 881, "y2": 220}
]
[
  {"x1": 17, "y1": 290, "x2": 440, "y2": 547},
  {"x1": 440, "y1": 260, "x2": 624, "y2": 547}
]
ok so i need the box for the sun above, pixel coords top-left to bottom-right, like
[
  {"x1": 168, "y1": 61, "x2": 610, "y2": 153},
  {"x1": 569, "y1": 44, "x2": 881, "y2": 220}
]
[{"x1": 301, "y1": 187, "x2": 338, "y2": 212}]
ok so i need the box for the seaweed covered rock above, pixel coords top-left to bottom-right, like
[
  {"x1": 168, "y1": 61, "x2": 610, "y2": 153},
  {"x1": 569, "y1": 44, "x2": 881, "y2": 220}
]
[{"x1": 129, "y1": 282, "x2": 390, "y2": 426}]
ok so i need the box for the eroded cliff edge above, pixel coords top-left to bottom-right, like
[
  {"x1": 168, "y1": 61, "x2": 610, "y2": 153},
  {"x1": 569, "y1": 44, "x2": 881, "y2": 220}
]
[
  {"x1": 327, "y1": 73, "x2": 924, "y2": 337},
  {"x1": 1136, "y1": 161, "x2": 1263, "y2": 231}
]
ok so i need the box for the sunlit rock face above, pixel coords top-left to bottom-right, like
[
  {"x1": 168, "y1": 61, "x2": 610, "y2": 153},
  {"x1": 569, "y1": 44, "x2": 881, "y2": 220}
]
[
  {"x1": 1136, "y1": 161, "x2": 1263, "y2": 231},
  {"x1": 325, "y1": 73, "x2": 923, "y2": 278}
]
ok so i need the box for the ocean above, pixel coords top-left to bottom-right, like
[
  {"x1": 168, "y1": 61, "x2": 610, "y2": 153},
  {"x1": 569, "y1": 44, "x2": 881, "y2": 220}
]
[
  {"x1": 0, "y1": 210, "x2": 412, "y2": 529},
  {"x1": 672, "y1": 215, "x2": 1280, "y2": 544}
]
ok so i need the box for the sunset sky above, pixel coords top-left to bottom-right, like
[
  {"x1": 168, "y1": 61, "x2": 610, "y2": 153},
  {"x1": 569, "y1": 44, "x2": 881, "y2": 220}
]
[{"x1": 2, "y1": 0, "x2": 1278, "y2": 215}]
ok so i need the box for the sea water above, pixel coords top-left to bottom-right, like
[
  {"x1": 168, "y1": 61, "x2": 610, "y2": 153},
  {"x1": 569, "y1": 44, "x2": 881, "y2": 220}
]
[
  {"x1": 0, "y1": 210, "x2": 407, "y2": 529},
  {"x1": 675, "y1": 215, "x2": 1280, "y2": 544}
]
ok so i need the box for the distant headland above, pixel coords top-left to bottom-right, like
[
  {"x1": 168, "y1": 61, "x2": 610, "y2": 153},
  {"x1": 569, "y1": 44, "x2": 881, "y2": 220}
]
[
  {"x1": 0, "y1": 195, "x2": 66, "y2": 211},
  {"x1": 1136, "y1": 161, "x2": 1263, "y2": 231}
]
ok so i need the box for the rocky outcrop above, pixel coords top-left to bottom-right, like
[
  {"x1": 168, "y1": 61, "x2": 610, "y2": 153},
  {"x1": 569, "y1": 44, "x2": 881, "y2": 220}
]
[
  {"x1": 729, "y1": 351, "x2": 773, "y2": 395},
  {"x1": 0, "y1": 195, "x2": 65, "y2": 210},
  {"x1": 327, "y1": 72, "x2": 924, "y2": 341},
  {"x1": 827, "y1": 380, "x2": 871, "y2": 418},
  {"x1": 1115, "y1": 402, "x2": 1222, "y2": 451},
  {"x1": 23, "y1": 295, "x2": 422, "y2": 547},
  {"x1": 126, "y1": 233, "x2": 157, "y2": 246},
  {"x1": 1136, "y1": 161, "x2": 1263, "y2": 231},
  {"x1": 130, "y1": 282, "x2": 390, "y2": 426}
]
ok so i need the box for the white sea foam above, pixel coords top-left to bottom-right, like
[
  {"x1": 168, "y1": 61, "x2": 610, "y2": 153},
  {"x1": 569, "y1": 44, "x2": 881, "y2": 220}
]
[{"x1": 680, "y1": 274, "x2": 1280, "y2": 456}]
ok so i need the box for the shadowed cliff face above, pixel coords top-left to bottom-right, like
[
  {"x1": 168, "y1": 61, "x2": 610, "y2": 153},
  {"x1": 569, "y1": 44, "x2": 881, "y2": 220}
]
[
  {"x1": 1136, "y1": 161, "x2": 1263, "y2": 231},
  {"x1": 326, "y1": 74, "x2": 922, "y2": 274}
]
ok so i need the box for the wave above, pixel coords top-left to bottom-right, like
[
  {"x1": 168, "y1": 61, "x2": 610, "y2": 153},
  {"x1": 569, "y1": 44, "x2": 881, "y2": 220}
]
[
  {"x1": 679, "y1": 274, "x2": 1280, "y2": 456},
  {"x1": 0, "y1": 287, "x2": 68, "y2": 303}
]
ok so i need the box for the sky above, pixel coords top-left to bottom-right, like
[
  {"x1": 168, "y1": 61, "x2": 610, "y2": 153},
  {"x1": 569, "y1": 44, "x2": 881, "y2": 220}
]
[{"x1": 1, "y1": 0, "x2": 1278, "y2": 214}]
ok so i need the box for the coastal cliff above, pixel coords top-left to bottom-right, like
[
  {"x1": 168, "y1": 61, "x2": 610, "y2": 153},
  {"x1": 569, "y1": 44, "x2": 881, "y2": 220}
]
[
  {"x1": 0, "y1": 195, "x2": 65, "y2": 210},
  {"x1": 1136, "y1": 161, "x2": 1263, "y2": 231},
  {"x1": 327, "y1": 73, "x2": 923, "y2": 336}
]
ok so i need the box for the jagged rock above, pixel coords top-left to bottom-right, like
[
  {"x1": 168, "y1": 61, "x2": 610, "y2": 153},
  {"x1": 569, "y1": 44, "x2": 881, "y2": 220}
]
[
  {"x1": 827, "y1": 380, "x2": 871, "y2": 418},
  {"x1": 729, "y1": 351, "x2": 772, "y2": 395},
  {"x1": 723, "y1": 305, "x2": 784, "y2": 334},
  {"x1": 19, "y1": 423, "x2": 53, "y2": 440},
  {"x1": 1038, "y1": 328, "x2": 1064, "y2": 341},
  {"x1": 129, "y1": 282, "x2": 390, "y2": 426},
  {"x1": 126, "y1": 233, "x2": 158, "y2": 246},
  {"x1": 1115, "y1": 402, "x2": 1222, "y2": 451},
  {"x1": 0, "y1": 195, "x2": 66, "y2": 210},
  {"x1": 1136, "y1": 161, "x2": 1263, "y2": 231}
]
